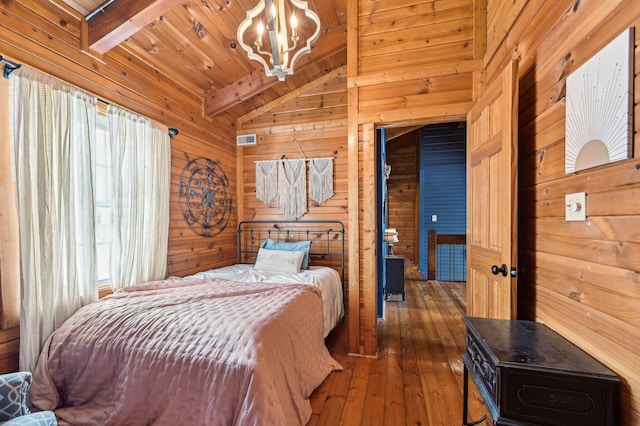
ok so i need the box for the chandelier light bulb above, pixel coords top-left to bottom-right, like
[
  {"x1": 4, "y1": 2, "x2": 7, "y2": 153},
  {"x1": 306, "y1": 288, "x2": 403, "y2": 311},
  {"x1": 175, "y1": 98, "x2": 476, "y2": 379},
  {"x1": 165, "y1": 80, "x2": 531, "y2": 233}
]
[
  {"x1": 290, "y1": 14, "x2": 298, "y2": 38},
  {"x1": 256, "y1": 21, "x2": 264, "y2": 46}
]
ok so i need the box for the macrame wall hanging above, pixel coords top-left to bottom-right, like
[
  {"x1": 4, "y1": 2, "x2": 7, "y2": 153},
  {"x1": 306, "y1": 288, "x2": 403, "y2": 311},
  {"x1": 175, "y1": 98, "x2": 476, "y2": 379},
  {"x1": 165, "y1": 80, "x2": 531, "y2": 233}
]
[
  {"x1": 278, "y1": 158, "x2": 307, "y2": 220},
  {"x1": 255, "y1": 136, "x2": 334, "y2": 220},
  {"x1": 255, "y1": 160, "x2": 277, "y2": 203},
  {"x1": 309, "y1": 157, "x2": 334, "y2": 204}
]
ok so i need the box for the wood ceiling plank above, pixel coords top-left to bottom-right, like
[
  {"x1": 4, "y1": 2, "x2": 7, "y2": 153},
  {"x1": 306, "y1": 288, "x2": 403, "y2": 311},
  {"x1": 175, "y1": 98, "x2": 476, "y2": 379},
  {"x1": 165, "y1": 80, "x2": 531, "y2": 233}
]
[
  {"x1": 206, "y1": 23, "x2": 347, "y2": 116},
  {"x1": 87, "y1": 0, "x2": 183, "y2": 54},
  {"x1": 332, "y1": 0, "x2": 348, "y2": 26},
  {"x1": 385, "y1": 126, "x2": 423, "y2": 141},
  {"x1": 310, "y1": 0, "x2": 339, "y2": 30},
  {"x1": 100, "y1": 1, "x2": 242, "y2": 93},
  {"x1": 237, "y1": 65, "x2": 346, "y2": 126},
  {"x1": 57, "y1": 0, "x2": 93, "y2": 15},
  {"x1": 183, "y1": 1, "x2": 254, "y2": 88}
]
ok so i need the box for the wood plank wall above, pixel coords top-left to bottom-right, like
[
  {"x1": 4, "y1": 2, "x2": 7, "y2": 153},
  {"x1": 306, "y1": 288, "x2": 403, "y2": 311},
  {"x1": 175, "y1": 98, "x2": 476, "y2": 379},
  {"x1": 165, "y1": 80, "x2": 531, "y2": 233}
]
[
  {"x1": 5, "y1": 2, "x2": 637, "y2": 421},
  {"x1": 386, "y1": 130, "x2": 420, "y2": 263},
  {"x1": 235, "y1": 71, "x2": 350, "y2": 301},
  {"x1": 349, "y1": 0, "x2": 482, "y2": 355},
  {"x1": 484, "y1": 0, "x2": 640, "y2": 422},
  {"x1": 0, "y1": 0, "x2": 238, "y2": 372}
]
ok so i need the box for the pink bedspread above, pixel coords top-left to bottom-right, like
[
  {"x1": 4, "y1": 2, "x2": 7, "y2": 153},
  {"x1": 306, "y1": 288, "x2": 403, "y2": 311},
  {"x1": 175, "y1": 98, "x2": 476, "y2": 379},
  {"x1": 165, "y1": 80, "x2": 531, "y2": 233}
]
[{"x1": 30, "y1": 277, "x2": 342, "y2": 425}]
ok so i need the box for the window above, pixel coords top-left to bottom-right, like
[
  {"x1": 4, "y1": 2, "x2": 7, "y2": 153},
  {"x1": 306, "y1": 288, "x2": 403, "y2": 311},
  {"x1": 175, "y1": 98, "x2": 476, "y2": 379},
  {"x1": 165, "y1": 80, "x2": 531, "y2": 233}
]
[
  {"x1": 95, "y1": 104, "x2": 112, "y2": 284},
  {"x1": 11, "y1": 69, "x2": 170, "y2": 369}
]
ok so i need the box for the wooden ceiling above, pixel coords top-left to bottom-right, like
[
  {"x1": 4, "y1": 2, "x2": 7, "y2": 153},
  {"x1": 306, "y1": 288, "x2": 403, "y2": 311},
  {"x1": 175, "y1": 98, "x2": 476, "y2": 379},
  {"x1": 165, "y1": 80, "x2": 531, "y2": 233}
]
[{"x1": 60, "y1": 0, "x2": 347, "y2": 119}]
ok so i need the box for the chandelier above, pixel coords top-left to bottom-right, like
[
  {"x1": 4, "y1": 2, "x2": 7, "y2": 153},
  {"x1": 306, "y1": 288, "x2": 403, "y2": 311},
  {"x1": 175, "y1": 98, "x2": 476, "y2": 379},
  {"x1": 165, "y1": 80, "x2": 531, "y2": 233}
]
[{"x1": 237, "y1": 0, "x2": 321, "y2": 81}]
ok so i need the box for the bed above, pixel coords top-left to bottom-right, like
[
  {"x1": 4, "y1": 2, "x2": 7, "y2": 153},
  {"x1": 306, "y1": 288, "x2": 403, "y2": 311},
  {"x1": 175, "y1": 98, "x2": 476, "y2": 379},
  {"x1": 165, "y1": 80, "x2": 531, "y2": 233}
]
[{"x1": 29, "y1": 220, "x2": 346, "y2": 426}]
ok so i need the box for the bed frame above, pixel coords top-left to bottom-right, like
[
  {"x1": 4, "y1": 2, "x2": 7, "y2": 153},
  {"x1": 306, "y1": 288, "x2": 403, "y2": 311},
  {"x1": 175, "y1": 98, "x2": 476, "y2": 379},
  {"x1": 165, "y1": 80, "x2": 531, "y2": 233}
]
[{"x1": 238, "y1": 220, "x2": 345, "y2": 284}]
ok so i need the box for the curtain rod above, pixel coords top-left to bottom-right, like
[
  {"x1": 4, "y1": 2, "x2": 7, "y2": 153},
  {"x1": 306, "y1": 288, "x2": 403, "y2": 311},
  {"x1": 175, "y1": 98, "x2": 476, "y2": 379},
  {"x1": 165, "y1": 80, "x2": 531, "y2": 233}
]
[
  {"x1": 0, "y1": 55, "x2": 22, "y2": 79},
  {"x1": 97, "y1": 100, "x2": 179, "y2": 137},
  {"x1": 1, "y1": 56, "x2": 177, "y2": 137}
]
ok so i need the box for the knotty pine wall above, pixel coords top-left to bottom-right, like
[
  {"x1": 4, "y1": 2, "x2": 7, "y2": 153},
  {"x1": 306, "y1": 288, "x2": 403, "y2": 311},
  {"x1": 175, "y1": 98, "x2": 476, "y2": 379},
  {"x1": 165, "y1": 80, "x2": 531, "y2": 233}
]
[
  {"x1": 386, "y1": 130, "x2": 420, "y2": 263},
  {"x1": 486, "y1": 0, "x2": 640, "y2": 422},
  {"x1": 0, "y1": 0, "x2": 238, "y2": 371},
  {"x1": 348, "y1": 0, "x2": 483, "y2": 355},
  {"x1": 235, "y1": 69, "x2": 349, "y2": 303}
]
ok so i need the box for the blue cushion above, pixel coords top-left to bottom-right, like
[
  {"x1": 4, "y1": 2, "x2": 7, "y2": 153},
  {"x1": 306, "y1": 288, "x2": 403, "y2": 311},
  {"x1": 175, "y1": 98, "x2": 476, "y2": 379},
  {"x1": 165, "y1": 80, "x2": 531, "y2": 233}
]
[
  {"x1": 0, "y1": 372, "x2": 57, "y2": 425},
  {"x1": 260, "y1": 239, "x2": 312, "y2": 269},
  {"x1": 1, "y1": 411, "x2": 57, "y2": 426},
  {"x1": 0, "y1": 372, "x2": 31, "y2": 422}
]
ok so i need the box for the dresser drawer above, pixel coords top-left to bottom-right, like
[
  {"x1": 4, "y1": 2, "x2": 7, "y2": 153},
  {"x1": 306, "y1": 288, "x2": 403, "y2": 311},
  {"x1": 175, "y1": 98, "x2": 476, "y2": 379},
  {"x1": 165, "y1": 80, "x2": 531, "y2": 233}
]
[
  {"x1": 465, "y1": 333, "x2": 498, "y2": 405},
  {"x1": 500, "y1": 368, "x2": 618, "y2": 426}
]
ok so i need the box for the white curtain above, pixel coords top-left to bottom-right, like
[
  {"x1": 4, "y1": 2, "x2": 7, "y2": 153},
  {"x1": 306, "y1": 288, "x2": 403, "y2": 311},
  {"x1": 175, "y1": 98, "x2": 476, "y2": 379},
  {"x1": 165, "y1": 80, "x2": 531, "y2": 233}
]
[
  {"x1": 10, "y1": 67, "x2": 98, "y2": 371},
  {"x1": 108, "y1": 105, "x2": 170, "y2": 289}
]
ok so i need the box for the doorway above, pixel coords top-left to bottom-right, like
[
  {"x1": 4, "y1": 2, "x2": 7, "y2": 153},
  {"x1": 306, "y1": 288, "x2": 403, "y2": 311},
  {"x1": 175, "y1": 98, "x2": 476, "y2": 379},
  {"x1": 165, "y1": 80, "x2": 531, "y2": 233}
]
[{"x1": 378, "y1": 122, "x2": 467, "y2": 317}]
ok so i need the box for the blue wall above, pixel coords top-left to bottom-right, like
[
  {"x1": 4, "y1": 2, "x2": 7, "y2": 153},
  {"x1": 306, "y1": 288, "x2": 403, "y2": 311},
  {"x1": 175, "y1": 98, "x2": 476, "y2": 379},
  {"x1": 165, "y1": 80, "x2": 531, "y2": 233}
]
[{"x1": 419, "y1": 123, "x2": 467, "y2": 280}]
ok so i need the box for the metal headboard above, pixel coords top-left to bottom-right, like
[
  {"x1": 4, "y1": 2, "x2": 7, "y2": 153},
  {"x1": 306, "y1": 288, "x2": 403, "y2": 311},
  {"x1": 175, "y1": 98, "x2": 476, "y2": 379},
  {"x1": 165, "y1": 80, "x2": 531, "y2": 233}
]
[{"x1": 238, "y1": 220, "x2": 345, "y2": 284}]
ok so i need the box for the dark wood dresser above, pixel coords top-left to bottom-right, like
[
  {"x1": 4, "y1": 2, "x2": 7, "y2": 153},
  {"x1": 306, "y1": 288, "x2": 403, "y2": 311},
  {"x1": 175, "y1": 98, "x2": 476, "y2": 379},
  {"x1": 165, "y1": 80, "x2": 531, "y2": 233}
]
[{"x1": 462, "y1": 316, "x2": 619, "y2": 426}]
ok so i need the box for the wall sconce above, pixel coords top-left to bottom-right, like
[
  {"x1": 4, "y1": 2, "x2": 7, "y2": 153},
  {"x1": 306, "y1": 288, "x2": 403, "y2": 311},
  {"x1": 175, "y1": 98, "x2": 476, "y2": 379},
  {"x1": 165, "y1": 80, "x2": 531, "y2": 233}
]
[
  {"x1": 237, "y1": 0, "x2": 321, "y2": 81},
  {"x1": 384, "y1": 228, "x2": 399, "y2": 255}
]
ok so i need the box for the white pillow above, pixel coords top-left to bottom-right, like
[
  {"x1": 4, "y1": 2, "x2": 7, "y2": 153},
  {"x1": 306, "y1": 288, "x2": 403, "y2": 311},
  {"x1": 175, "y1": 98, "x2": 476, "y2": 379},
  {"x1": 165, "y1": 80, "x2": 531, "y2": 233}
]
[{"x1": 254, "y1": 248, "x2": 305, "y2": 274}]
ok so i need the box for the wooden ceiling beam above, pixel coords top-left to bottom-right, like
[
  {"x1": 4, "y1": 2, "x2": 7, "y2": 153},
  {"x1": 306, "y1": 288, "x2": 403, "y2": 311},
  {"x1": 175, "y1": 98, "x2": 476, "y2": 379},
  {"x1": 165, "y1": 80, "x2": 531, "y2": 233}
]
[
  {"x1": 206, "y1": 23, "x2": 347, "y2": 117},
  {"x1": 87, "y1": 0, "x2": 183, "y2": 55}
]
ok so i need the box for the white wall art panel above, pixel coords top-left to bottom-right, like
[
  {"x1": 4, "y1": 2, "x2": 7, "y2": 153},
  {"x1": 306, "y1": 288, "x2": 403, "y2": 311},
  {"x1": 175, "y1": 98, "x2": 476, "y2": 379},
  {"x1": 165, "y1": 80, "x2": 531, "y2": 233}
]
[{"x1": 565, "y1": 28, "x2": 633, "y2": 174}]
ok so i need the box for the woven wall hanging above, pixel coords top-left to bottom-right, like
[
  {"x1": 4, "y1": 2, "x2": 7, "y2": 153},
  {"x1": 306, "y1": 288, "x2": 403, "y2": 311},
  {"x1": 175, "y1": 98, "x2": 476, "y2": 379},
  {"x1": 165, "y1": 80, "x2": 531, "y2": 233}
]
[{"x1": 255, "y1": 136, "x2": 334, "y2": 220}]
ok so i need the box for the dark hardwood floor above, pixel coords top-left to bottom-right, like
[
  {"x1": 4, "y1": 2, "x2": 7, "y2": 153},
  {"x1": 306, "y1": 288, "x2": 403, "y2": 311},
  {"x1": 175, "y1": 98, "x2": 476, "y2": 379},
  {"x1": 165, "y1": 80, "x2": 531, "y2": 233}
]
[{"x1": 308, "y1": 261, "x2": 488, "y2": 426}]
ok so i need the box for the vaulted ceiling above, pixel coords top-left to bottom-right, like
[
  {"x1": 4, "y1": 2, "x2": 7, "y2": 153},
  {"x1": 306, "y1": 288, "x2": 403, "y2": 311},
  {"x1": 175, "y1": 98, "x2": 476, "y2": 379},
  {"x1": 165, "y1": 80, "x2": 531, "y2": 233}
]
[{"x1": 59, "y1": 0, "x2": 347, "y2": 120}]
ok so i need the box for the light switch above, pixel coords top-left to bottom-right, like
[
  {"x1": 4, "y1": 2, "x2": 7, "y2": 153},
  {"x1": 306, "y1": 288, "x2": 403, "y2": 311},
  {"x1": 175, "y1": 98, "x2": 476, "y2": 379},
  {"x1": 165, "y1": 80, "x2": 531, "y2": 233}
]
[
  {"x1": 565, "y1": 192, "x2": 586, "y2": 221},
  {"x1": 431, "y1": 215, "x2": 438, "y2": 222}
]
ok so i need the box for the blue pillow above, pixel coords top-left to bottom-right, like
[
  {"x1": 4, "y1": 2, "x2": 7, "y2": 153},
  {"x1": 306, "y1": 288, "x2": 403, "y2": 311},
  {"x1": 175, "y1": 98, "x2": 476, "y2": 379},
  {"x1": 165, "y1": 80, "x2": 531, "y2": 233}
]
[{"x1": 260, "y1": 239, "x2": 312, "y2": 269}]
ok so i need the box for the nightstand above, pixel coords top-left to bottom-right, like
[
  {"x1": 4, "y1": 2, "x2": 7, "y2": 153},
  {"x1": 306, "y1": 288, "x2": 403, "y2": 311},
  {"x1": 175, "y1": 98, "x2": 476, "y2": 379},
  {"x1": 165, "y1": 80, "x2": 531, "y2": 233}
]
[
  {"x1": 384, "y1": 255, "x2": 405, "y2": 300},
  {"x1": 462, "y1": 316, "x2": 619, "y2": 426}
]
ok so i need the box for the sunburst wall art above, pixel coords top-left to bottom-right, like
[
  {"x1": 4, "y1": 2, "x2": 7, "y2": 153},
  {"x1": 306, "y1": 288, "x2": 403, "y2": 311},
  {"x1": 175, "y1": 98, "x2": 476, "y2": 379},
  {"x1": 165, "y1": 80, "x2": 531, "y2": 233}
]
[{"x1": 565, "y1": 28, "x2": 633, "y2": 174}]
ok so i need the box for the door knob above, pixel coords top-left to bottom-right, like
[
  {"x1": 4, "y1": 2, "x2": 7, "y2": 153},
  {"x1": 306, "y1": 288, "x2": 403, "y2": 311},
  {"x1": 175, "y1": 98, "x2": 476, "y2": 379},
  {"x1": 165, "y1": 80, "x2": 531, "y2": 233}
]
[{"x1": 491, "y1": 264, "x2": 508, "y2": 277}]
